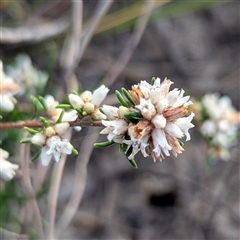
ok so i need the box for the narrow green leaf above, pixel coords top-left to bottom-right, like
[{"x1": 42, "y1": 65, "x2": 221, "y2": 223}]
[
  {"x1": 72, "y1": 148, "x2": 78, "y2": 155},
  {"x1": 56, "y1": 104, "x2": 73, "y2": 109},
  {"x1": 71, "y1": 90, "x2": 79, "y2": 95},
  {"x1": 30, "y1": 95, "x2": 44, "y2": 110},
  {"x1": 121, "y1": 88, "x2": 135, "y2": 106},
  {"x1": 39, "y1": 117, "x2": 50, "y2": 128},
  {"x1": 74, "y1": 107, "x2": 83, "y2": 115},
  {"x1": 94, "y1": 141, "x2": 115, "y2": 148},
  {"x1": 151, "y1": 77, "x2": 156, "y2": 85},
  {"x1": 56, "y1": 110, "x2": 64, "y2": 124},
  {"x1": 178, "y1": 140, "x2": 184, "y2": 147},
  {"x1": 128, "y1": 158, "x2": 138, "y2": 168},
  {"x1": 24, "y1": 127, "x2": 39, "y2": 135},
  {"x1": 20, "y1": 137, "x2": 32, "y2": 144},
  {"x1": 38, "y1": 96, "x2": 47, "y2": 110},
  {"x1": 115, "y1": 90, "x2": 129, "y2": 108},
  {"x1": 31, "y1": 149, "x2": 41, "y2": 162}
]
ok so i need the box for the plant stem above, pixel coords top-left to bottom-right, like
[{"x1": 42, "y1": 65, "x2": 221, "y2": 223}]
[{"x1": 0, "y1": 120, "x2": 103, "y2": 129}]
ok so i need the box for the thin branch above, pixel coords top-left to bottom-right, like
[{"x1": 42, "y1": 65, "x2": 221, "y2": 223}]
[
  {"x1": 0, "y1": 17, "x2": 70, "y2": 44},
  {"x1": 56, "y1": 128, "x2": 99, "y2": 235},
  {"x1": 19, "y1": 134, "x2": 45, "y2": 238},
  {"x1": 47, "y1": 131, "x2": 71, "y2": 239},
  {"x1": 104, "y1": 0, "x2": 155, "y2": 87},
  {"x1": 0, "y1": 120, "x2": 103, "y2": 129}
]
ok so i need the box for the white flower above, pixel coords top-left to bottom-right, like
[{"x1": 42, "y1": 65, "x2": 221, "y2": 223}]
[
  {"x1": 200, "y1": 93, "x2": 238, "y2": 148},
  {"x1": 44, "y1": 95, "x2": 80, "y2": 130},
  {"x1": 101, "y1": 119, "x2": 129, "y2": 143},
  {"x1": 0, "y1": 60, "x2": 20, "y2": 112},
  {"x1": 127, "y1": 78, "x2": 194, "y2": 161},
  {"x1": 0, "y1": 148, "x2": 19, "y2": 181},
  {"x1": 100, "y1": 78, "x2": 194, "y2": 162},
  {"x1": 68, "y1": 85, "x2": 109, "y2": 120},
  {"x1": 40, "y1": 136, "x2": 73, "y2": 166},
  {"x1": 5, "y1": 54, "x2": 48, "y2": 96},
  {"x1": 30, "y1": 123, "x2": 75, "y2": 166},
  {"x1": 90, "y1": 85, "x2": 109, "y2": 106}
]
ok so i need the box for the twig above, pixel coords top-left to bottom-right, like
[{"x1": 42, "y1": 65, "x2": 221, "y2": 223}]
[
  {"x1": 19, "y1": 134, "x2": 45, "y2": 238},
  {"x1": 0, "y1": 120, "x2": 103, "y2": 129},
  {"x1": 104, "y1": 0, "x2": 155, "y2": 87},
  {"x1": 47, "y1": 131, "x2": 70, "y2": 239},
  {"x1": 0, "y1": 17, "x2": 70, "y2": 44},
  {"x1": 76, "y1": 0, "x2": 113, "y2": 64},
  {"x1": 56, "y1": 128, "x2": 99, "y2": 235}
]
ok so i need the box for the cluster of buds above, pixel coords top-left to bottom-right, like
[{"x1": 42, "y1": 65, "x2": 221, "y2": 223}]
[
  {"x1": 67, "y1": 85, "x2": 109, "y2": 120},
  {"x1": 22, "y1": 121, "x2": 78, "y2": 166},
  {"x1": 191, "y1": 93, "x2": 239, "y2": 160},
  {"x1": 96, "y1": 77, "x2": 195, "y2": 167}
]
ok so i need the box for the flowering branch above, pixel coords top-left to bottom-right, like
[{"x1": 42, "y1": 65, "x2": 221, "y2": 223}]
[{"x1": 0, "y1": 120, "x2": 103, "y2": 129}]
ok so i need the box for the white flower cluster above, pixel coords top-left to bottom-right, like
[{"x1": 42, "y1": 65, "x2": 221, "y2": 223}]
[
  {"x1": 6, "y1": 54, "x2": 48, "y2": 96},
  {"x1": 0, "y1": 60, "x2": 20, "y2": 112},
  {"x1": 31, "y1": 123, "x2": 76, "y2": 166},
  {"x1": 68, "y1": 85, "x2": 109, "y2": 120},
  {"x1": 199, "y1": 93, "x2": 239, "y2": 160},
  {"x1": 100, "y1": 78, "x2": 195, "y2": 162},
  {"x1": 0, "y1": 148, "x2": 19, "y2": 181}
]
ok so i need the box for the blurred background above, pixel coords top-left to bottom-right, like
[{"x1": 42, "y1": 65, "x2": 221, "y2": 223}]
[{"x1": 0, "y1": 0, "x2": 239, "y2": 239}]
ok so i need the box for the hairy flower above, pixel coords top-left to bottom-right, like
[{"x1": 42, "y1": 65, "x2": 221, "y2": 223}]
[
  {"x1": 100, "y1": 78, "x2": 195, "y2": 162},
  {"x1": 0, "y1": 60, "x2": 20, "y2": 112},
  {"x1": 0, "y1": 148, "x2": 19, "y2": 180}
]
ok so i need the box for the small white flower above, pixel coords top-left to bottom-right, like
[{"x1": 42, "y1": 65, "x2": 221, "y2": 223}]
[
  {"x1": 0, "y1": 148, "x2": 19, "y2": 181},
  {"x1": 31, "y1": 123, "x2": 75, "y2": 166},
  {"x1": 40, "y1": 136, "x2": 73, "y2": 166},
  {"x1": 101, "y1": 119, "x2": 129, "y2": 143},
  {"x1": 91, "y1": 85, "x2": 109, "y2": 106}
]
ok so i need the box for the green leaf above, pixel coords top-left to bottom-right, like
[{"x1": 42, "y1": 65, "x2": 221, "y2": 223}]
[
  {"x1": 72, "y1": 148, "x2": 78, "y2": 155},
  {"x1": 94, "y1": 140, "x2": 115, "y2": 148},
  {"x1": 38, "y1": 96, "x2": 47, "y2": 110},
  {"x1": 74, "y1": 107, "x2": 83, "y2": 115},
  {"x1": 56, "y1": 110, "x2": 64, "y2": 124},
  {"x1": 128, "y1": 158, "x2": 138, "y2": 168},
  {"x1": 121, "y1": 88, "x2": 135, "y2": 106},
  {"x1": 151, "y1": 77, "x2": 156, "y2": 85},
  {"x1": 23, "y1": 127, "x2": 39, "y2": 135},
  {"x1": 30, "y1": 95, "x2": 44, "y2": 110},
  {"x1": 178, "y1": 140, "x2": 184, "y2": 147},
  {"x1": 56, "y1": 104, "x2": 73, "y2": 109},
  {"x1": 20, "y1": 137, "x2": 32, "y2": 144},
  {"x1": 71, "y1": 90, "x2": 79, "y2": 95},
  {"x1": 115, "y1": 90, "x2": 129, "y2": 108},
  {"x1": 39, "y1": 117, "x2": 49, "y2": 128},
  {"x1": 31, "y1": 149, "x2": 41, "y2": 162}
]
